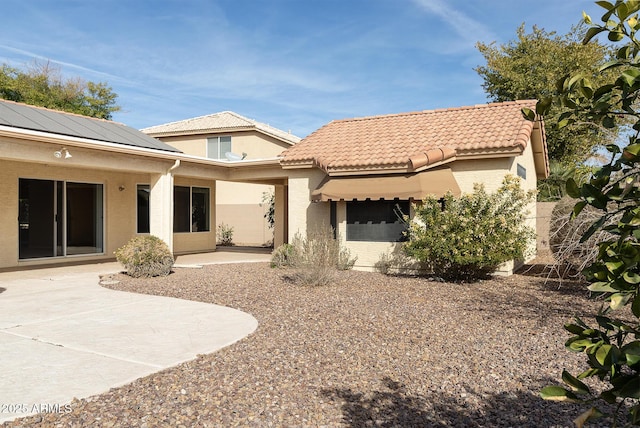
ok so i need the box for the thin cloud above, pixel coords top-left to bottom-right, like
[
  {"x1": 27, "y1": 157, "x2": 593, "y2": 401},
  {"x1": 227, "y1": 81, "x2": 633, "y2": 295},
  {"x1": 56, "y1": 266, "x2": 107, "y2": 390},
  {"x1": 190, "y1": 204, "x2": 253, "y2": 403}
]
[
  {"x1": 410, "y1": 0, "x2": 495, "y2": 46},
  {"x1": 0, "y1": 44, "x2": 128, "y2": 83}
]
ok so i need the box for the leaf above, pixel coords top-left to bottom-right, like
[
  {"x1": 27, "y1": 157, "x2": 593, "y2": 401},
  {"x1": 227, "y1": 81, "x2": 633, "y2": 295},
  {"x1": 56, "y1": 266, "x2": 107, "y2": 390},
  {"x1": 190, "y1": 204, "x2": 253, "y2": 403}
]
[
  {"x1": 595, "y1": 344, "x2": 613, "y2": 367},
  {"x1": 566, "y1": 178, "x2": 580, "y2": 198},
  {"x1": 624, "y1": 271, "x2": 640, "y2": 284},
  {"x1": 572, "y1": 201, "x2": 588, "y2": 218},
  {"x1": 521, "y1": 107, "x2": 536, "y2": 121},
  {"x1": 610, "y1": 292, "x2": 631, "y2": 310},
  {"x1": 540, "y1": 386, "x2": 580, "y2": 402},
  {"x1": 574, "y1": 407, "x2": 603, "y2": 428},
  {"x1": 565, "y1": 323, "x2": 586, "y2": 335},
  {"x1": 622, "y1": 341, "x2": 640, "y2": 366},
  {"x1": 581, "y1": 217, "x2": 607, "y2": 242},
  {"x1": 616, "y1": 376, "x2": 640, "y2": 399},
  {"x1": 588, "y1": 282, "x2": 617, "y2": 293},
  {"x1": 608, "y1": 31, "x2": 625, "y2": 42},
  {"x1": 536, "y1": 97, "x2": 552, "y2": 115},
  {"x1": 562, "y1": 370, "x2": 591, "y2": 394},
  {"x1": 583, "y1": 26, "x2": 607, "y2": 44},
  {"x1": 633, "y1": 294, "x2": 640, "y2": 317}
]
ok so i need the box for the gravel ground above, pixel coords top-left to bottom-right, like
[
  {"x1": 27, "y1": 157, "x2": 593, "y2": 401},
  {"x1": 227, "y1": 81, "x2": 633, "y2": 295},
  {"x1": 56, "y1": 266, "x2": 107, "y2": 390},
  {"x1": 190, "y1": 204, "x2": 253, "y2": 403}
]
[{"x1": 4, "y1": 258, "x2": 623, "y2": 427}]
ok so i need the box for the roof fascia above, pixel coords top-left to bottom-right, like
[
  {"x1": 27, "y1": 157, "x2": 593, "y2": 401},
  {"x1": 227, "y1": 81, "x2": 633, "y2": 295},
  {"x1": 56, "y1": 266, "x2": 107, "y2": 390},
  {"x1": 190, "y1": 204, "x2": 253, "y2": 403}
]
[{"x1": 0, "y1": 124, "x2": 282, "y2": 169}]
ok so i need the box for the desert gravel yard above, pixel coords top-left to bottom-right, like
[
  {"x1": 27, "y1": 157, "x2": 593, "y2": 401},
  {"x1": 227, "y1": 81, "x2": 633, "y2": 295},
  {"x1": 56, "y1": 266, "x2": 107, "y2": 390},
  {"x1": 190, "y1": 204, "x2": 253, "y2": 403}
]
[{"x1": 3, "y1": 260, "x2": 619, "y2": 427}]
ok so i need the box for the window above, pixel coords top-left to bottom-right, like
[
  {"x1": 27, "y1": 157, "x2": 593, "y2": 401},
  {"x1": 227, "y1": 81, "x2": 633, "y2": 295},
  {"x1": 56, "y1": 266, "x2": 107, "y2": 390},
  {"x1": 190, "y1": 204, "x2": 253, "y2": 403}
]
[
  {"x1": 174, "y1": 186, "x2": 210, "y2": 233},
  {"x1": 346, "y1": 200, "x2": 409, "y2": 242},
  {"x1": 137, "y1": 184, "x2": 150, "y2": 233},
  {"x1": 207, "y1": 136, "x2": 232, "y2": 159},
  {"x1": 517, "y1": 163, "x2": 526, "y2": 179}
]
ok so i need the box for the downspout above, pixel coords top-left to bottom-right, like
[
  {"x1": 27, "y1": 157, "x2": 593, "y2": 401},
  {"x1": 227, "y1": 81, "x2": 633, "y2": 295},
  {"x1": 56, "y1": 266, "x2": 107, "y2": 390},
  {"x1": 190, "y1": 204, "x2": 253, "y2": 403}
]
[{"x1": 168, "y1": 159, "x2": 181, "y2": 173}]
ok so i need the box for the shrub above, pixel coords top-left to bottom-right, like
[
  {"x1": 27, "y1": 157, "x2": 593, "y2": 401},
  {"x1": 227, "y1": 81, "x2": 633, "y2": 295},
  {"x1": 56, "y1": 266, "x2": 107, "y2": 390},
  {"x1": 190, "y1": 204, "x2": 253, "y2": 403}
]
[
  {"x1": 273, "y1": 225, "x2": 357, "y2": 286},
  {"x1": 270, "y1": 243, "x2": 297, "y2": 268},
  {"x1": 114, "y1": 235, "x2": 174, "y2": 278},
  {"x1": 548, "y1": 196, "x2": 615, "y2": 278},
  {"x1": 217, "y1": 222, "x2": 234, "y2": 246},
  {"x1": 403, "y1": 175, "x2": 536, "y2": 281}
]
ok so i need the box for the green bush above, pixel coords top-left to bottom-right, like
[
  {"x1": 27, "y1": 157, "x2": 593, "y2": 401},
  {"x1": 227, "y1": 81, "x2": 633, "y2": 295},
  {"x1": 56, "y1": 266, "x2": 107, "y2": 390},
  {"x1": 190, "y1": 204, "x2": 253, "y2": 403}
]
[
  {"x1": 403, "y1": 175, "x2": 536, "y2": 281},
  {"x1": 114, "y1": 235, "x2": 174, "y2": 278},
  {"x1": 217, "y1": 222, "x2": 234, "y2": 246},
  {"x1": 272, "y1": 225, "x2": 357, "y2": 286}
]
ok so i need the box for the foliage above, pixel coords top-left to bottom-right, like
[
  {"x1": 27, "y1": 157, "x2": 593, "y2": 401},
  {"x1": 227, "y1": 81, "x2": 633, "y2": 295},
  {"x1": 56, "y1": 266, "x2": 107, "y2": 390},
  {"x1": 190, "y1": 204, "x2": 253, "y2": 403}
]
[
  {"x1": 403, "y1": 175, "x2": 536, "y2": 281},
  {"x1": 539, "y1": 161, "x2": 594, "y2": 202},
  {"x1": 217, "y1": 222, "x2": 234, "y2": 246},
  {"x1": 261, "y1": 191, "x2": 276, "y2": 230},
  {"x1": 114, "y1": 235, "x2": 174, "y2": 278},
  {"x1": 275, "y1": 225, "x2": 357, "y2": 286},
  {"x1": 532, "y1": 2, "x2": 640, "y2": 425},
  {"x1": 549, "y1": 196, "x2": 618, "y2": 279},
  {"x1": 270, "y1": 243, "x2": 297, "y2": 268},
  {"x1": 0, "y1": 60, "x2": 120, "y2": 119},
  {"x1": 476, "y1": 24, "x2": 619, "y2": 165}
]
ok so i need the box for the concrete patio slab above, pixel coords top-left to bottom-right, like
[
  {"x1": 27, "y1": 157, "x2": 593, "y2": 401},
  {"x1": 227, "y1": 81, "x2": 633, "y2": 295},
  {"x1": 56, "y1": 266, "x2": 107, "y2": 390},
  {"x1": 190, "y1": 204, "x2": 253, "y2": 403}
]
[{"x1": 0, "y1": 259, "x2": 259, "y2": 423}]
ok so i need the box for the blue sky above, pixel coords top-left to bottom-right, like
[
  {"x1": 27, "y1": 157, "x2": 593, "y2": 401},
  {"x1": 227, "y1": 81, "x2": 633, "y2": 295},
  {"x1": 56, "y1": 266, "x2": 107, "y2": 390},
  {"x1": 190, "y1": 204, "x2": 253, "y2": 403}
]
[{"x1": 1, "y1": 0, "x2": 595, "y2": 138}]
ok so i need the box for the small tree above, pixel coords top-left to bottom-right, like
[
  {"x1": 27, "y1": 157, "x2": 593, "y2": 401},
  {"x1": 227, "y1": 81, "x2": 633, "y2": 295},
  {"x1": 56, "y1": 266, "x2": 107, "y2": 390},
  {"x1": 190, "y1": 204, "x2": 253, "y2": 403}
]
[
  {"x1": 403, "y1": 175, "x2": 535, "y2": 281},
  {"x1": 531, "y1": 2, "x2": 640, "y2": 425}
]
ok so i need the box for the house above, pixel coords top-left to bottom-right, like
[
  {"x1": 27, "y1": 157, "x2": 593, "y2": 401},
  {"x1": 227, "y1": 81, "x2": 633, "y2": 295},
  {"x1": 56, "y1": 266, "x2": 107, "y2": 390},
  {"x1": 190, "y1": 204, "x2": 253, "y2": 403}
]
[
  {"x1": 141, "y1": 111, "x2": 300, "y2": 247},
  {"x1": 0, "y1": 99, "x2": 288, "y2": 270},
  {"x1": 0, "y1": 98, "x2": 547, "y2": 275},
  {"x1": 279, "y1": 100, "x2": 549, "y2": 274}
]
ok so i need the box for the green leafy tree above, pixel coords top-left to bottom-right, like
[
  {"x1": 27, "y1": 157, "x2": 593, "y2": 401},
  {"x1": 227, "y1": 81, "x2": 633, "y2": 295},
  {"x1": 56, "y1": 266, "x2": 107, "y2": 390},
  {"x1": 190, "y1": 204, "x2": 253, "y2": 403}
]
[
  {"x1": 530, "y1": 2, "x2": 640, "y2": 425},
  {"x1": 0, "y1": 60, "x2": 119, "y2": 119},
  {"x1": 403, "y1": 175, "x2": 535, "y2": 281},
  {"x1": 476, "y1": 24, "x2": 618, "y2": 165}
]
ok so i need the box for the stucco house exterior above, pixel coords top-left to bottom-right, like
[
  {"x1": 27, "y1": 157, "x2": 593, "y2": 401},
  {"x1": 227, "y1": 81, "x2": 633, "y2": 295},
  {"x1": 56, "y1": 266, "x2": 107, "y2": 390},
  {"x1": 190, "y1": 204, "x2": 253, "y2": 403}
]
[
  {"x1": 0, "y1": 100, "x2": 288, "y2": 270},
  {"x1": 0, "y1": 98, "x2": 547, "y2": 275},
  {"x1": 141, "y1": 111, "x2": 300, "y2": 247},
  {"x1": 279, "y1": 100, "x2": 549, "y2": 274}
]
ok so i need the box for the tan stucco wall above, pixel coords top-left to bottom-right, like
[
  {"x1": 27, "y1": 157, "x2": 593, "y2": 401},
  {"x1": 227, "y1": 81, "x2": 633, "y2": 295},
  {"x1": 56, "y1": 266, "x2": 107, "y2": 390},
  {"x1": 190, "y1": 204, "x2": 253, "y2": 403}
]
[
  {"x1": 0, "y1": 159, "x2": 151, "y2": 268},
  {"x1": 172, "y1": 176, "x2": 216, "y2": 254},
  {"x1": 287, "y1": 139, "x2": 541, "y2": 275},
  {"x1": 159, "y1": 131, "x2": 291, "y2": 246},
  {"x1": 287, "y1": 169, "x2": 330, "y2": 240},
  {"x1": 160, "y1": 130, "x2": 291, "y2": 161}
]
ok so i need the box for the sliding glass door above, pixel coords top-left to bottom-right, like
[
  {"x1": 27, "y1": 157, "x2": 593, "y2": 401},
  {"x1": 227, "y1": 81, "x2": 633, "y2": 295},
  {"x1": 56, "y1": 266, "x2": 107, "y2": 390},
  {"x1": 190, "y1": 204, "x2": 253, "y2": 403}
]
[{"x1": 19, "y1": 178, "x2": 104, "y2": 260}]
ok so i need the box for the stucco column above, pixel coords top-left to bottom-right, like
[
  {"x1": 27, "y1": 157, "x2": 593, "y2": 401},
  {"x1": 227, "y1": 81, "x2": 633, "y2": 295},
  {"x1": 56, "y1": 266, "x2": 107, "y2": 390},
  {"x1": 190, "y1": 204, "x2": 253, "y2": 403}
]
[
  {"x1": 149, "y1": 171, "x2": 175, "y2": 252},
  {"x1": 273, "y1": 184, "x2": 287, "y2": 247}
]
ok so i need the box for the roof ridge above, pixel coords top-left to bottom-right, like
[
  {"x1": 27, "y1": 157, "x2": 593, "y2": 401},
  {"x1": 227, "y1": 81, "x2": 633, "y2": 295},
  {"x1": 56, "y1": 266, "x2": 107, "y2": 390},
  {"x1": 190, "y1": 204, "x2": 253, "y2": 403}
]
[
  {"x1": 0, "y1": 98, "x2": 124, "y2": 125},
  {"x1": 141, "y1": 111, "x2": 244, "y2": 130},
  {"x1": 332, "y1": 99, "x2": 538, "y2": 124}
]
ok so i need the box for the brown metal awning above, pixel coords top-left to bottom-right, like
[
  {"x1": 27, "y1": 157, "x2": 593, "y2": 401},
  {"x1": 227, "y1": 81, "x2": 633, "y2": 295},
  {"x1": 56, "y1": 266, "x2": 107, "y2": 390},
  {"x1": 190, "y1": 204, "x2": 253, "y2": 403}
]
[{"x1": 311, "y1": 166, "x2": 461, "y2": 201}]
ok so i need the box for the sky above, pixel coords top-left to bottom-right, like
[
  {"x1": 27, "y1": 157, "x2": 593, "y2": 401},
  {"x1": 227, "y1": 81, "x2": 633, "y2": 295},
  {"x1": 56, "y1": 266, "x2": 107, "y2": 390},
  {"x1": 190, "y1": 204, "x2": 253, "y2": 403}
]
[{"x1": 0, "y1": 0, "x2": 597, "y2": 138}]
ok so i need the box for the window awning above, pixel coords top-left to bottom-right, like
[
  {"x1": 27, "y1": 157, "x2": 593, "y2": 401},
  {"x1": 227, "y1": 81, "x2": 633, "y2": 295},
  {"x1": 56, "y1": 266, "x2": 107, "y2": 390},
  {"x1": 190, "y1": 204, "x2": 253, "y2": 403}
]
[{"x1": 311, "y1": 167, "x2": 461, "y2": 202}]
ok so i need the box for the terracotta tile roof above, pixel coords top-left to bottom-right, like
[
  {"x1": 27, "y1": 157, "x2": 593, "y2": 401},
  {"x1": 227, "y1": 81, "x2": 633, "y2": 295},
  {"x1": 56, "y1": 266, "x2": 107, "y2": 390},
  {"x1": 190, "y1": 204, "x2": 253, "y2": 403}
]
[
  {"x1": 141, "y1": 111, "x2": 301, "y2": 145},
  {"x1": 280, "y1": 100, "x2": 543, "y2": 174}
]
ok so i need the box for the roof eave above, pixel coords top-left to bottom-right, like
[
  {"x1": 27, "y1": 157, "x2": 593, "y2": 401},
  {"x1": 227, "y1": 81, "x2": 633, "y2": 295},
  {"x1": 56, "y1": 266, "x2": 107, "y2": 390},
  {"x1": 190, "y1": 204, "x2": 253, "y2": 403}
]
[{"x1": 144, "y1": 126, "x2": 299, "y2": 145}]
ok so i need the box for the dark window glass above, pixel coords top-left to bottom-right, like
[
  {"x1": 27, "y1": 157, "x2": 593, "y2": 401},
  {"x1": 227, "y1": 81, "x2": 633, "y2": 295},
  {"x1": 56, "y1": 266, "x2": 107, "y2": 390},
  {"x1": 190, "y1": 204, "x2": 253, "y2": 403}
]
[
  {"x1": 137, "y1": 185, "x2": 150, "y2": 233},
  {"x1": 174, "y1": 186, "x2": 191, "y2": 232},
  {"x1": 346, "y1": 200, "x2": 409, "y2": 242},
  {"x1": 191, "y1": 187, "x2": 210, "y2": 232}
]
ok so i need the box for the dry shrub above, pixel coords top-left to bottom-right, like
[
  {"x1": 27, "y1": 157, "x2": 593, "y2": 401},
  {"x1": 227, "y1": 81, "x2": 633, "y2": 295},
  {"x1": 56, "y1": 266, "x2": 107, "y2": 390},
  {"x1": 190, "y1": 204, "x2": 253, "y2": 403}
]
[
  {"x1": 272, "y1": 226, "x2": 356, "y2": 286},
  {"x1": 115, "y1": 235, "x2": 174, "y2": 278},
  {"x1": 549, "y1": 196, "x2": 615, "y2": 279}
]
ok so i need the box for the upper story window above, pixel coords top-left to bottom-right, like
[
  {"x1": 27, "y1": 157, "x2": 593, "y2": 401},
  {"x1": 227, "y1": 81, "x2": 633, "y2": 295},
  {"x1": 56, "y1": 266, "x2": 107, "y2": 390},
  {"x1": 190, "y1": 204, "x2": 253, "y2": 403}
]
[{"x1": 207, "y1": 136, "x2": 232, "y2": 159}]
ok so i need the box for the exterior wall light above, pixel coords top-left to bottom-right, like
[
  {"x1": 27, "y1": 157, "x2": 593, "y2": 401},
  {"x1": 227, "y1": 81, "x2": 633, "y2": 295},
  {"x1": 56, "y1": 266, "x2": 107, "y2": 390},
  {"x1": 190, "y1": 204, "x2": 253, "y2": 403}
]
[{"x1": 54, "y1": 148, "x2": 72, "y2": 159}]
